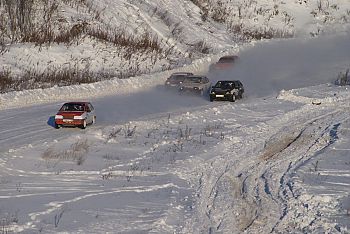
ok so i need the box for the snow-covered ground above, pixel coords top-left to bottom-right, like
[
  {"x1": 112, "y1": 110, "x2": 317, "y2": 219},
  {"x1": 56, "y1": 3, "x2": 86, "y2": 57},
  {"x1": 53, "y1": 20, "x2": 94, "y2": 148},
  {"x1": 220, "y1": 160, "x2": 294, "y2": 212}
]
[
  {"x1": 1, "y1": 0, "x2": 350, "y2": 233},
  {"x1": 1, "y1": 33, "x2": 350, "y2": 233}
]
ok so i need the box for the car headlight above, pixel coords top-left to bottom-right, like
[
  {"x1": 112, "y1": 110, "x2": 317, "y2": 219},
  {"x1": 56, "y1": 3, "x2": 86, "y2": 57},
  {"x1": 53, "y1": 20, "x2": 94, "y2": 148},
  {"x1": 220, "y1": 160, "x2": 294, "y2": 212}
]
[
  {"x1": 226, "y1": 91, "x2": 231, "y2": 95},
  {"x1": 55, "y1": 115, "x2": 63, "y2": 119},
  {"x1": 74, "y1": 115, "x2": 84, "y2": 120},
  {"x1": 166, "y1": 81, "x2": 170, "y2": 85}
]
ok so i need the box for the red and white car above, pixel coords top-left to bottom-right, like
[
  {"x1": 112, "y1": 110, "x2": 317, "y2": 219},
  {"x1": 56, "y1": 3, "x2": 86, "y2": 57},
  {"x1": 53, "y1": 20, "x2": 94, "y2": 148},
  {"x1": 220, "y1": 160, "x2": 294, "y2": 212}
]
[
  {"x1": 209, "y1": 55, "x2": 239, "y2": 71},
  {"x1": 54, "y1": 102, "x2": 96, "y2": 129}
]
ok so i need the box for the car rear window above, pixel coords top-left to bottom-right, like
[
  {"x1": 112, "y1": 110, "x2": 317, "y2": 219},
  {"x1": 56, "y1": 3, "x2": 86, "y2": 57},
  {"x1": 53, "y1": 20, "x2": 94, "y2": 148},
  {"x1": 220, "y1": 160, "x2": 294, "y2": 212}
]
[
  {"x1": 185, "y1": 77, "x2": 202, "y2": 83},
  {"x1": 218, "y1": 57, "x2": 235, "y2": 63},
  {"x1": 170, "y1": 75, "x2": 186, "y2": 81}
]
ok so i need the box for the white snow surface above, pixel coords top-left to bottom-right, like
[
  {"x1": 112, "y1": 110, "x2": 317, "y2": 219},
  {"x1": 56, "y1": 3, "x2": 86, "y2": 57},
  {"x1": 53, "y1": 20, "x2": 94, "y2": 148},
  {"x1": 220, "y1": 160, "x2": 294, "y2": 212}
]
[{"x1": 1, "y1": 0, "x2": 350, "y2": 233}]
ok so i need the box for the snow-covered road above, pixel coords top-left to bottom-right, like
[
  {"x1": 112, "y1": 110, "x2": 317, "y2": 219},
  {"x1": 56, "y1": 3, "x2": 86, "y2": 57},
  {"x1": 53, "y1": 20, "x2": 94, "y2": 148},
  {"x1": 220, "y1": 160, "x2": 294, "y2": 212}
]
[{"x1": 0, "y1": 88, "x2": 210, "y2": 152}]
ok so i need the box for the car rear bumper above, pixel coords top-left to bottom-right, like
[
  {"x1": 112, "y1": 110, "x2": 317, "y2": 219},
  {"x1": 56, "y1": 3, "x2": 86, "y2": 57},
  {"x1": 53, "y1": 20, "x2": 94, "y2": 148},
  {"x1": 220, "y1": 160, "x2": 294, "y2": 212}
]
[
  {"x1": 210, "y1": 93, "x2": 233, "y2": 100},
  {"x1": 179, "y1": 87, "x2": 203, "y2": 94}
]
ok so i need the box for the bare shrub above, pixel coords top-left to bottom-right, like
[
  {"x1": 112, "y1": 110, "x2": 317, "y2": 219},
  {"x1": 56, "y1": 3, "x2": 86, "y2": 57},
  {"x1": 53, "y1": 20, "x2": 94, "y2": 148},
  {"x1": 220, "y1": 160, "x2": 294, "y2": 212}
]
[
  {"x1": 177, "y1": 125, "x2": 191, "y2": 140},
  {"x1": 173, "y1": 140, "x2": 183, "y2": 152},
  {"x1": 335, "y1": 68, "x2": 349, "y2": 86},
  {"x1": 211, "y1": 1, "x2": 230, "y2": 23},
  {"x1": 123, "y1": 124, "x2": 137, "y2": 138},
  {"x1": 41, "y1": 139, "x2": 89, "y2": 165},
  {"x1": 87, "y1": 26, "x2": 162, "y2": 55},
  {"x1": 106, "y1": 127, "x2": 123, "y2": 142},
  {"x1": 189, "y1": 40, "x2": 211, "y2": 54},
  {"x1": 310, "y1": 160, "x2": 319, "y2": 172},
  {"x1": 0, "y1": 211, "x2": 18, "y2": 234},
  {"x1": 1, "y1": 0, "x2": 35, "y2": 42},
  {"x1": 229, "y1": 24, "x2": 294, "y2": 40},
  {"x1": 0, "y1": 68, "x2": 13, "y2": 92},
  {"x1": 189, "y1": 0, "x2": 210, "y2": 21},
  {"x1": 0, "y1": 63, "x2": 115, "y2": 93}
]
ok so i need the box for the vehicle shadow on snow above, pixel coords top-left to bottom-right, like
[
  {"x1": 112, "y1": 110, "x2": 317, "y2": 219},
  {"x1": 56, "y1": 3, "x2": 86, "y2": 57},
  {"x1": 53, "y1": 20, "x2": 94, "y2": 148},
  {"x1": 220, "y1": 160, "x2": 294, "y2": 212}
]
[{"x1": 47, "y1": 116, "x2": 56, "y2": 128}]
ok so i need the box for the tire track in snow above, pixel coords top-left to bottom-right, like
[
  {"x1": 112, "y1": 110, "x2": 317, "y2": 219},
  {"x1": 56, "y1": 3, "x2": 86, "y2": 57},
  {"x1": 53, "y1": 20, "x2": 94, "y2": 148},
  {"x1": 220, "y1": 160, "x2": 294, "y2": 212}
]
[
  {"x1": 246, "y1": 110, "x2": 349, "y2": 233},
  {"x1": 185, "y1": 102, "x2": 350, "y2": 233}
]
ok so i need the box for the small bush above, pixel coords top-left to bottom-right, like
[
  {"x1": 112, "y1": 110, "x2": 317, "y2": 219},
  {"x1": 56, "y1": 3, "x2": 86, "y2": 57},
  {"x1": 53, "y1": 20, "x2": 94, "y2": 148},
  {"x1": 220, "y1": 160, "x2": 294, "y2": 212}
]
[
  {"x1": 189, "y1": 40, "x2": 211, "y2": 54},
  {"x1": 335, "y1": 68, "x2": 349, "y2": 86},
  {"x1": 0, "y1": 211, "x2": 18, "y2": 233},
  {"x1": 229, "y1": 24, "x2": 294, "y2": 40},
  {"x1": 87, "y1": 26, "x2": 162, "y2": 55},
  {"x1": 0, "y1": 68, "x2": 13, "y2": 91},
  {"x1": 42, "y1": 139, "x2": 89, "y2": 165},
  {"x1": 0, "y1": 63, "x2": 117, "y2": 93}
]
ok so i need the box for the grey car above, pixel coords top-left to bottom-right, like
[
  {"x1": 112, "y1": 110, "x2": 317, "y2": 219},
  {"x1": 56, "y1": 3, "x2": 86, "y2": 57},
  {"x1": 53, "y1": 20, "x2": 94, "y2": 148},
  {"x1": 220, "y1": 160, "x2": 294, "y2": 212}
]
[
  {"x1": 179, "y1": 75, "x2": 211, "y2": 95},
  {"x1": 165, "y1": 72, "x2": 193, "y2": 89}
]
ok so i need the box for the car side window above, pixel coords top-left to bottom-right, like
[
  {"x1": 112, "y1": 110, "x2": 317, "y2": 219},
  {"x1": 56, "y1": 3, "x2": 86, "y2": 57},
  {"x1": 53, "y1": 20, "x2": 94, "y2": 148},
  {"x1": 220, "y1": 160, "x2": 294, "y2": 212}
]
[{"x1": 88, "y1": 103, "x2": 94, "y2": 111}]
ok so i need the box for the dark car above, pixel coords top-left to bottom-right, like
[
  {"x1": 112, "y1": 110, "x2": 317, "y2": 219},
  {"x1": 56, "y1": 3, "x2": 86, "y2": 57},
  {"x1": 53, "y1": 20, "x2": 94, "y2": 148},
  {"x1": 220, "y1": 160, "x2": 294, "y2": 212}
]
[
  {"x1": 209, "y1": 80, "x2": 244, "y2": 102},
  {"x1": 54, "y1": 102, "x2": 96, "y2": 129},
  {"x1": 210, "y1": 55, "x2": 239, "y2": 71},
  {"x1": 165, "y1": 72, "x2": 193, "y2": 89}
]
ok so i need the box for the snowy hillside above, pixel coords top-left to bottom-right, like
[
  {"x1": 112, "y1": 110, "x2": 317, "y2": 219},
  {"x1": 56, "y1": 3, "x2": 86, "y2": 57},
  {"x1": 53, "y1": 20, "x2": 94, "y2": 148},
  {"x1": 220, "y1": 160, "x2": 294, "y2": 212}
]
[
  {"x1": 0, "y1": 0, "x2": 349, "y2": 92},
  {"x1": 0, "y1": 0, "x2": 350, "y2": 234}
]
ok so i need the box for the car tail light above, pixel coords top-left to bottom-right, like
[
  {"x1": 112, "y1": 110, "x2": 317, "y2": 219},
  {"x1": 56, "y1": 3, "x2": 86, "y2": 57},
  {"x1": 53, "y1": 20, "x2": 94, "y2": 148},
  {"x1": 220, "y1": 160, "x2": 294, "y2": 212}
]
[{"x1": 55, "y1": 115, "x2": 63, "y2": 119}]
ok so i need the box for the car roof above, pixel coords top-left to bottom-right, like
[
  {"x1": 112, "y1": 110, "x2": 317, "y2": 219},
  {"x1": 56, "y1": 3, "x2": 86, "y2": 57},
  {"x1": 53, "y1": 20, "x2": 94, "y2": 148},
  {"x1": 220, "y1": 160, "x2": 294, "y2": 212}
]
[
  {"x1": 219, "y1": 55, "x2": 238, "y2": 59},
  {"x1": 187, "y1": 75, "x2": 206, "y2": 78},
  {"x1": 171, "y1": 72, "x2": 193, "y2": 75},
  {"x1": 216, "y1": 80, "x2": 240, "y2": 82},
  {"x1": 218, "y1": 55, "x2": 238, "y2": 62},
  {"x1": 63, "y1": 102, "x2": 90, "y2": 105}
]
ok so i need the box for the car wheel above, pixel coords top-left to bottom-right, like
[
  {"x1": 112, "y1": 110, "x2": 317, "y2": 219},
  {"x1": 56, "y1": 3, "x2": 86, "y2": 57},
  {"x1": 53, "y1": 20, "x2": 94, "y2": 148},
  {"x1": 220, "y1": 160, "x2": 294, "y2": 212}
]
[
  {"x1": 81, "y1": 120, "x2": 87, "y2": 129},
  {"x1": 54, "y1": 123, "x2": 61, "y2": 129},
  {"x1": 210, "y1": 97, "x2": 214, "y2": 102},
  {"x1": 230, "y1": 95, "x2": 236, "y2": 102}
]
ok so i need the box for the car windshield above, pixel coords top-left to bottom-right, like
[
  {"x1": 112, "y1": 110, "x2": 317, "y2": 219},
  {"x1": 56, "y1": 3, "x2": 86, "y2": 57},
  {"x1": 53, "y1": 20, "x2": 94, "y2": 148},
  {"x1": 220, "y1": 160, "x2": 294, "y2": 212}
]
[
  {"x1": 214, "y1": 81, "x2": 233, "y2": 89},
  {"x1": 60, "y1": 103, "x2": 84, "y2": 111},
  {"x1": 185, "y1": 77, "x2": 202, "y2": 83}
]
